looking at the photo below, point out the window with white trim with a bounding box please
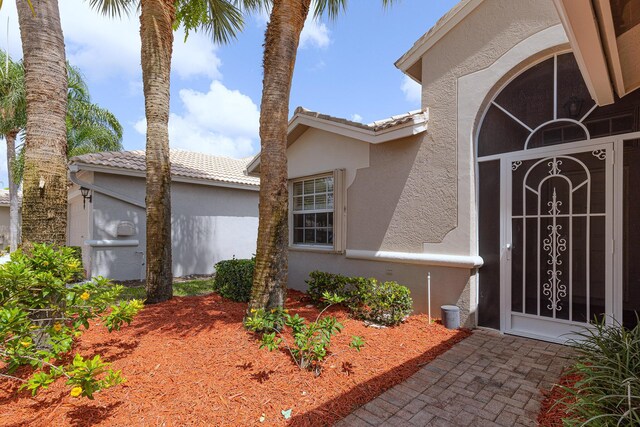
[292,175,334,246]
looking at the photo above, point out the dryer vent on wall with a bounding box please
[116,221,136,237]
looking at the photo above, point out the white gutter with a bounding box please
[69,165,146,209]
[86,240,139,247]
[345,249,484,269]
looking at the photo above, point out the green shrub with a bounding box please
[559,318,640,426]
[305,271,413,326]
[213,257,254,302]
[245,292,364,376]
[350,279,413,326]
[67,246,85,282]
[0,244,143,398]
[306,271,364,304]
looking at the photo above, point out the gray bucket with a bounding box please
[441,305,460,329]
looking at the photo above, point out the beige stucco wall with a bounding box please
[284,0,571,328]
[287,127,370,183]
[417,0,561,254]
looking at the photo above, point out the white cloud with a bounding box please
[0,2,222,81]
[401,75,422,105]
[135,80,260,158]
[351,114,363,123]
[299,16,330,49]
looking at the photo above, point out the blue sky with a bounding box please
[0,0,458,185]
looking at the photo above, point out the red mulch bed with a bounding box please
[538,373,580,426]
[0,291,470,426]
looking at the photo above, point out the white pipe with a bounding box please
[428,271,432,324]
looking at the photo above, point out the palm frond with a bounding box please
[175,0,250,44]
[86,0,137,18]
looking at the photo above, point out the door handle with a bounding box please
[506,243,512,261]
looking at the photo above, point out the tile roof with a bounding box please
[293,107,426,132]
[0,190,9,206]
[70,150,259,187]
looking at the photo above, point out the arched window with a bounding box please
[477,53,640,158]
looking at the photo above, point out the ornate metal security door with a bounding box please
[507,145,612,341]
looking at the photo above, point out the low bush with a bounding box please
[305,271,413,326]
[0,244,143,398]
[350,279,413,326]
[245,292,364,376]
[558,318,640,426]
[306,271,363,303]
[213,257,254,302]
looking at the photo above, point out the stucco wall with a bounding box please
[287,127,370,182]
[288,250,473,326]
[87,172,259,281]
[417,0,561,254]
[0,206,9,248]
[282,0,568,328]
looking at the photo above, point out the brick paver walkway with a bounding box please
[336,329,573,426]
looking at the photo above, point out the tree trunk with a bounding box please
[140,0,174,304]
[5,130,20,252]
[15,0,68,247]
[248,0,311,311]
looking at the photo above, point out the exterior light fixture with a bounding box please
[564,96,584,119]
[80,187,92,209]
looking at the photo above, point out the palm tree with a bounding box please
[248,0,394,311]
[65,64,123,156]
[13,63,124,177]
[89,0,260,303]
[0,51,25,252]
[15,0,69,247]
[1,51,123,251]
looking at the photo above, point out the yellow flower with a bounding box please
[42,261,49,266]
[20,341,30,347]
[53,323,62,332]
[271,309,276,313]
[284,309,289,313]
[70,387,83,397]
[250,309,256,313]
[80,291,90,301]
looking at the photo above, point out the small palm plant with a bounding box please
[558,316,640,426]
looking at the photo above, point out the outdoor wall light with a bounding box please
[564,96,584,119]
[80,187,92,209]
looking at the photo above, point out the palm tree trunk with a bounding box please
[248,0,311,311]
[5,130,20,252]
[140,0,175,304]
[15,0,68,247]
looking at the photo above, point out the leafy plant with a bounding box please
[558,317,640,426]
[350,279,413,326]
[306,271,413,326]
[0,244,143,398]
[213,257,254,302]
[245,292,364,376]
[306,271,363,304]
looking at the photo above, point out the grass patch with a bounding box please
[117,279,217,301]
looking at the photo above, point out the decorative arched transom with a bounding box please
[478,52,640,158]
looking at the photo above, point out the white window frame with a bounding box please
[288,169,346,253]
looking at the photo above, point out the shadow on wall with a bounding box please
[172,214,259,277]
[347,135,422,252]
[91,201,145,281]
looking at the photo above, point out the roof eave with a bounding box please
[552,0,615,105]
[246,109,429,176]
[394,0,484,82]
[70,162,259,191]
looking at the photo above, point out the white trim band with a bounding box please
[345,249,484,269]
[86,240,139,247]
